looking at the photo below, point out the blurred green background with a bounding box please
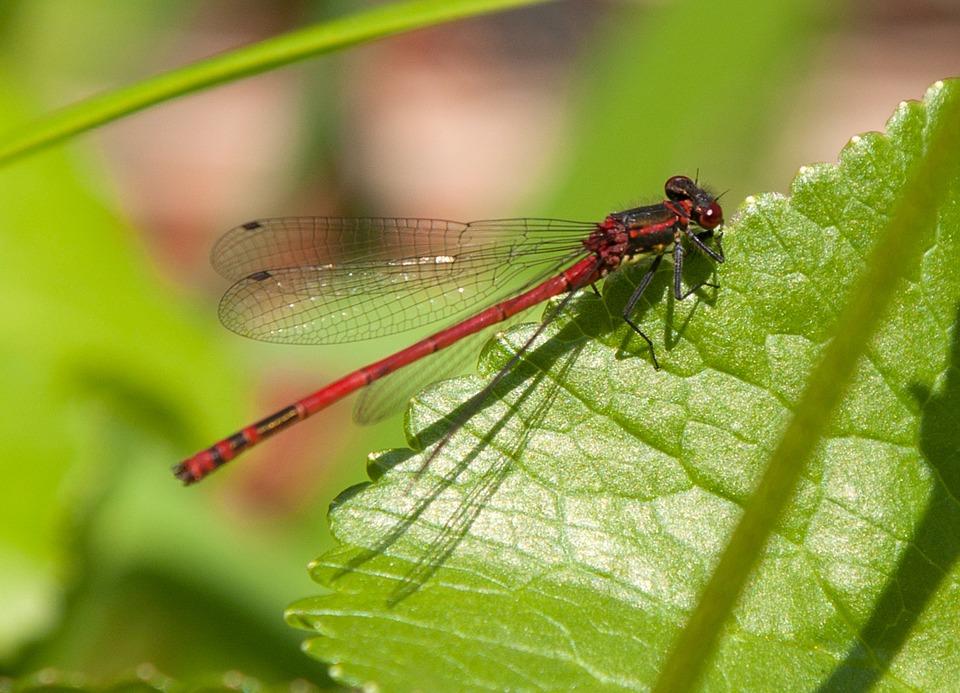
[0,0,957,687]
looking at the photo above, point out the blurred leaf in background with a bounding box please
[0,1,343,683]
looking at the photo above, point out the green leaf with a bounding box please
[0,68,307,674]
[0,0,550,165]
[288,80,960,691]
[0,72,234,660]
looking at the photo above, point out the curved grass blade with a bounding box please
[0,0,551,165]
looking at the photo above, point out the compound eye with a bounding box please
[665,175,694,200]
[698,201,723,229]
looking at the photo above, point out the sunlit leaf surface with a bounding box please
[288,81,960,691]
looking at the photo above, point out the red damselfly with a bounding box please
[175,175,724,484]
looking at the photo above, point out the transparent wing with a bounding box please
[216,217,591,345]
[211,216,592,281]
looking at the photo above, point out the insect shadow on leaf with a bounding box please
[329,240,723,603]
[388,346,582,604]
[603,248,719,362]
[663,248,721,351]
[331,291,595,604]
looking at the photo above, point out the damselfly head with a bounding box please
[664,175,723,230]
